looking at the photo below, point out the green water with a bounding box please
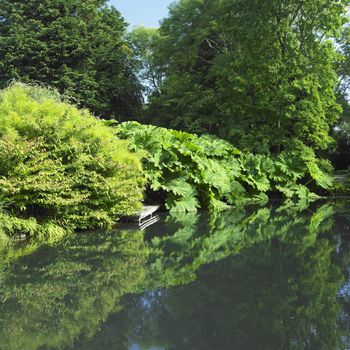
[1,201,350,349]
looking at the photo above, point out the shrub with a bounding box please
[115,122,333,213]
[0,84,145,237]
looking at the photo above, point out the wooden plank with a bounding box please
[139,205,160,221]
[139,215,160,230]
[120,205,160,222]
[117,215,160,231]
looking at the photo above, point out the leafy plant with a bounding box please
[116,122,333,213]
[0,84,145,238]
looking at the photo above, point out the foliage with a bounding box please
[116,121,333,213]
[331,25,350,170]
[0,0,143,119]
[128,26,164,98]
[0,211,68,241]
[0,201,347,349]
[147,203,336,289]
[330,121,350,171]
[334,120,350,144]
[144,0,348,153]
[336,27,350,118]
[138,207,343,350]
[0,230,147,350]
[0,84,145,237]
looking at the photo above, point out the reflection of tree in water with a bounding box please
[147,203,336,289]
[131,234,342,349]
[89,203,348,350]
[0,231,148,350]
[1,202,350,350]
[333,203,350,349]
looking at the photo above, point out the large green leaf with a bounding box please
[166,195,200,214]
[116,122,334,212]
[161,177,194,197]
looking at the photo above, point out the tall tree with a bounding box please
[318,18,350,169]
[128,26,163,98]
[0,0,143,119]
[146,0,349,153]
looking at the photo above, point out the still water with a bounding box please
[1,201,350,350]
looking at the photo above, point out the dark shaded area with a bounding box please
[0,0,143,120]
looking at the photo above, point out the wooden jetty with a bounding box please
[118,215,160,231]
[118,205,160,230]
[123,205,160,222]
[334,174,348,184]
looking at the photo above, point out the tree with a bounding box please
[0,0,143,119]
[128,26,163,98]
[146,0,349,154]
[336,27,350,106]
[328,26,350,169]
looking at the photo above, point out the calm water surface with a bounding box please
[1,201,350,349]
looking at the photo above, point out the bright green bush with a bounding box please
[0,84,145,237]
[116,122,333,213]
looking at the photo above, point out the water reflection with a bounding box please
[1,201,350,349]
[0,231,148,350]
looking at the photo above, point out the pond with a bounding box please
[1,201,350,349]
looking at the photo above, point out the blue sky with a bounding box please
[109,0,174,28]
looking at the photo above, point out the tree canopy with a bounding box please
[128,26,163,98]
[0,0,143,119]
[145,0,349,153]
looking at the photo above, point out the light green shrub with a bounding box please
[0,83,145,237]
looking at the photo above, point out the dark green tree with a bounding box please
[146,0,348,153]
[0,0,143,119]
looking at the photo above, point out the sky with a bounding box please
[109,0,174,28]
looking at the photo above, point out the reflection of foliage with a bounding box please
[0,202,349,349]
[0,219,72,284]
[148,203,336,290]
[131,235,343,350]
[120,204,345,350]
[0,230,147,350]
